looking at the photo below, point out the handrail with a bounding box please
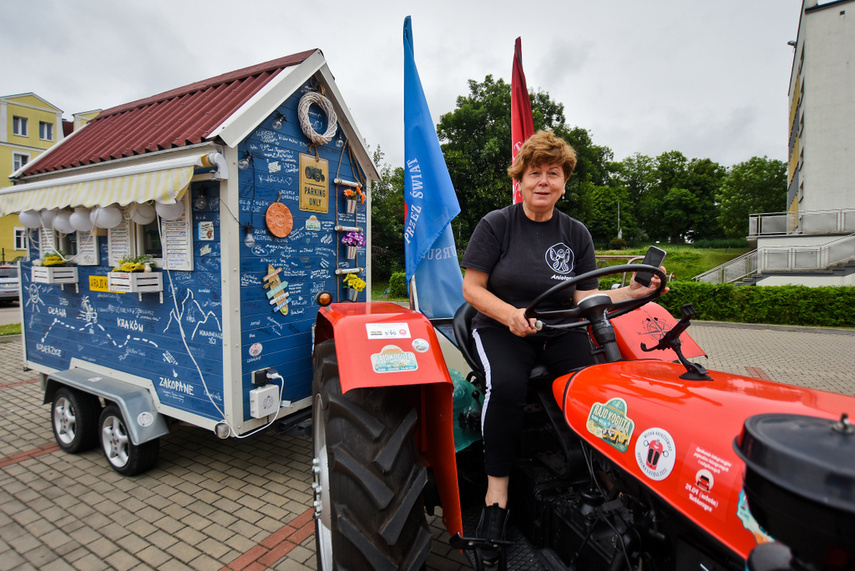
[749,208,855,238]
[693,233,855,283]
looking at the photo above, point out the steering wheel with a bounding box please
[524,264,667,331]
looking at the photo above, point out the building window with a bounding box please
[137,221,163,260]
[12,116,28,136]
[13,153,29,171]
[14,228,27,251]
[39,121,54,141]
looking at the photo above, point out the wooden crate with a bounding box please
[107,271,163,293]
[32,266,78,285]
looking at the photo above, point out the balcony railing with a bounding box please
[749,208,855,238]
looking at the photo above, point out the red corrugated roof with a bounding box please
[19,50,317,177]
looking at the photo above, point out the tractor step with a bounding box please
[458,505,568,570]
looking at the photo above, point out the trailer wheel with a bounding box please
[312,339,431,571]
[51,387,101,453]
[99,404,159,476]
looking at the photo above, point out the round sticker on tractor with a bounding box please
[411,338,429,352]
[635,427,676,481]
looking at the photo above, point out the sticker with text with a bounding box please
[679,444,736,520]
[635,427,676,481]
[370,345,418,374]
[586,397,635,453]
[366,323,412,339]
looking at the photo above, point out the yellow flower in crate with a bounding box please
[114,255,154,273]
[41,252,66,266]
[343,273,366,292]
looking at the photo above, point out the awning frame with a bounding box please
[0,144,228,216]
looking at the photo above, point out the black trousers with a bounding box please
[473,327,595,477]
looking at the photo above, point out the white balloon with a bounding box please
[155,200,184,221]
[129,203,156,225]
[70,206,94,232]
[53,210,75,234]
[19,210,41,229]
[40,208,58,229]
[90,205,123,229]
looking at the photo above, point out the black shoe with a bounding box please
[475,503,508,567]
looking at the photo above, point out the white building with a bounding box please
[702,0,855,286]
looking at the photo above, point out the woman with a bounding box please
[460,131,664,565]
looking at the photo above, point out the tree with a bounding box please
[584,185,634,243]
[683,158,727,240]
[661,187,702,243]
[369,147,406,279]
[717,157,787,238]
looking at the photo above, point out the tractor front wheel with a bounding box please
[312,339,431,571]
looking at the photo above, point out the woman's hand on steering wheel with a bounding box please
[524,263,668,331]
[507,306,538,337]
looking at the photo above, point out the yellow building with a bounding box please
[0,93,99,263]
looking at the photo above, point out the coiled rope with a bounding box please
[298,91,338,145]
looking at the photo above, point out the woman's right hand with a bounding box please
[507,306,538,337]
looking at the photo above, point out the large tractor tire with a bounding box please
[312,339,432,571]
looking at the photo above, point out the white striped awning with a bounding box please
[0,151,226,216]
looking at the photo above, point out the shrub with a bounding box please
[609,237,627,250]
[658,282,855,328]
[388,272,408,299]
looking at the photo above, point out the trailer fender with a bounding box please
[44,368,169,445]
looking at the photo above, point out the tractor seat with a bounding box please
[452,302,551,386]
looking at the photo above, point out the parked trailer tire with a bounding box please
[312,339,432,571]
[52,387,101,453]
[99,404,159,476]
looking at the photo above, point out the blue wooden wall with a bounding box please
[237,83,367,420]
[21,180,226,421]
[20,80,369,427]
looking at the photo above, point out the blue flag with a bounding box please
[403,16,465,319]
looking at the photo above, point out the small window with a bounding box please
[137,220,163,260]
[14,228,27,251]
[13,153,29,171]
[39,121,54,141]
[12,116,28,136]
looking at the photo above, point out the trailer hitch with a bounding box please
[641,304,712,381]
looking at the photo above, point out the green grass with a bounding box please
[372,280,408,302]
[596,245,750,283]
[0,323,21,336]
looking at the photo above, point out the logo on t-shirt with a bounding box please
[545,243,575,274]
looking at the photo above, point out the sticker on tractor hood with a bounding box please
[635,427,676,481]
[371,345,418,373]
[586,397,635,453]
[366,323,411,339]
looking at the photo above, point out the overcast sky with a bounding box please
[2,0,802,170]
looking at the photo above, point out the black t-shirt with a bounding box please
[461,203,598,334]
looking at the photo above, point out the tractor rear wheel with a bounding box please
[312,339,431,571]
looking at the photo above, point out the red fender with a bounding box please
[315,302,463,536]
[611,302,705,360]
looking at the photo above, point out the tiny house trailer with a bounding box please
[0,50,378,475]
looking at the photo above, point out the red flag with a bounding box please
[511,36,535,204]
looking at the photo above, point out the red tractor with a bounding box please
[309,265,855,570]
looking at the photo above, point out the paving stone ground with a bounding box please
[0,321,852,570]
